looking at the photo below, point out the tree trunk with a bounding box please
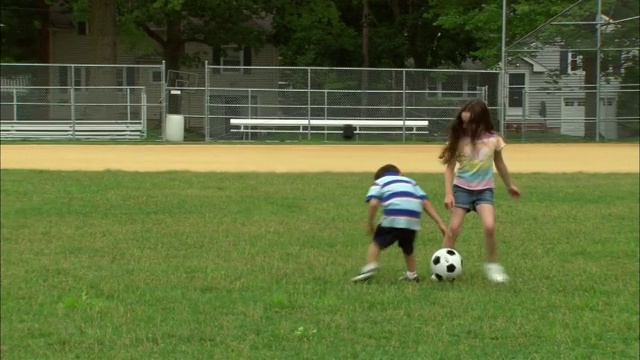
[89,0,118,121]
[90,0,117,64]
[360,0,370,119]
[582,53,598,140]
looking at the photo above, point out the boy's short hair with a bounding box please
[374,164,401,180]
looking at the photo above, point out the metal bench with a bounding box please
[0,121,146,140]
[228,118,430,140]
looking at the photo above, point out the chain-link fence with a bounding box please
[504,0,639,142]
[197,65,498,142]
[1,63,164,140]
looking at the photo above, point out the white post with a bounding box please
[12,88,18,123]
[248,89,252,141]
[142,89,147,138]
[127,87,131,124]
[324,89,328,142]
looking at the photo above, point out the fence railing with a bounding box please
[1,63,637,142]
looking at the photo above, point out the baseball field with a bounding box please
[1,143,638,359]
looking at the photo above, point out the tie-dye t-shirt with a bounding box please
[453,132,506,190]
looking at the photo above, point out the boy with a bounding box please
[351,164,448,283]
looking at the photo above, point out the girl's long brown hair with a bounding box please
[438,100,495,165]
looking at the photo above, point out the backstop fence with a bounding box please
[504,0,639,142]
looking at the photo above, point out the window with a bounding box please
[150,70,163,83]
[441,75,464,98]
[221,46,243,73]
[568,52,582,73]
[424,75,480,98]
[77,21,89,36]
[212,45,252,74]
[116,68,136,92]
[425,82,439,98]
[508,73,525,108]
[58,67,88,92]
[209,95,259,117]
[560,49,583,75]
[73,67,88,91]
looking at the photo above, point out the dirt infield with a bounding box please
[0,143,637,173]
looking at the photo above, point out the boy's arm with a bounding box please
[367,199,380,235]
[422,199,448,235]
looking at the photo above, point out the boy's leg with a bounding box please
[476,200,509,283]
[367,241,381,265]
[398,230,419,282]
[351,226,393,282]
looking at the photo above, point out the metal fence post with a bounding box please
[307,68,311,141]
[595,0,602,142]
[521,88,527,142]
[70,65,76,140]
[12,88,18,123]
[248,89,252,141]
[161,61,167,142]
[402,69,406,143]
[127,87,131,124]
[204,61,210,142]
[142,89,147,137]
[324,90,328,142]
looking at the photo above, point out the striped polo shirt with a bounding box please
[365,172,427,231]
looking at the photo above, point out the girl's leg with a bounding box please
[442,207,468,249]
[475,204,498,262]
[476,203,509,283]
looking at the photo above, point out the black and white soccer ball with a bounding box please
[430,248,463,281]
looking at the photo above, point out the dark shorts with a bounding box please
[373,225,417,255]
[453,184,494,212]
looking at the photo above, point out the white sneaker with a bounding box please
[351,263,378,282]
[484,263,509,283]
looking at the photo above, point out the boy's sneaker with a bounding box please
[351,263,378,282]
[484,263,509,283]
[399,273,420,283]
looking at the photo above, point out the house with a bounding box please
[44,5,281,131]
[502,14,632,139]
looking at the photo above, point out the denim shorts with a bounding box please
[453,184,494,212]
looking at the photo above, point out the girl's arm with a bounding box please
[444,161,456,196]
[494,151,514,188]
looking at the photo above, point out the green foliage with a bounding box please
[0,0,48,63]
[272,0,360,66]
[430,0,578,67]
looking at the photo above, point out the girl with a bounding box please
[437,100,520,283]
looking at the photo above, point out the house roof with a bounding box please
[520,57,547,73]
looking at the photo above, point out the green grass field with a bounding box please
[1,170,638,359]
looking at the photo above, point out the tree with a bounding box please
[0,0,50,63]
[271,0,360,67]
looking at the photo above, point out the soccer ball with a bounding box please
[430,248,463,281]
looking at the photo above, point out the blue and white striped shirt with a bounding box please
[365,172,427,231]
